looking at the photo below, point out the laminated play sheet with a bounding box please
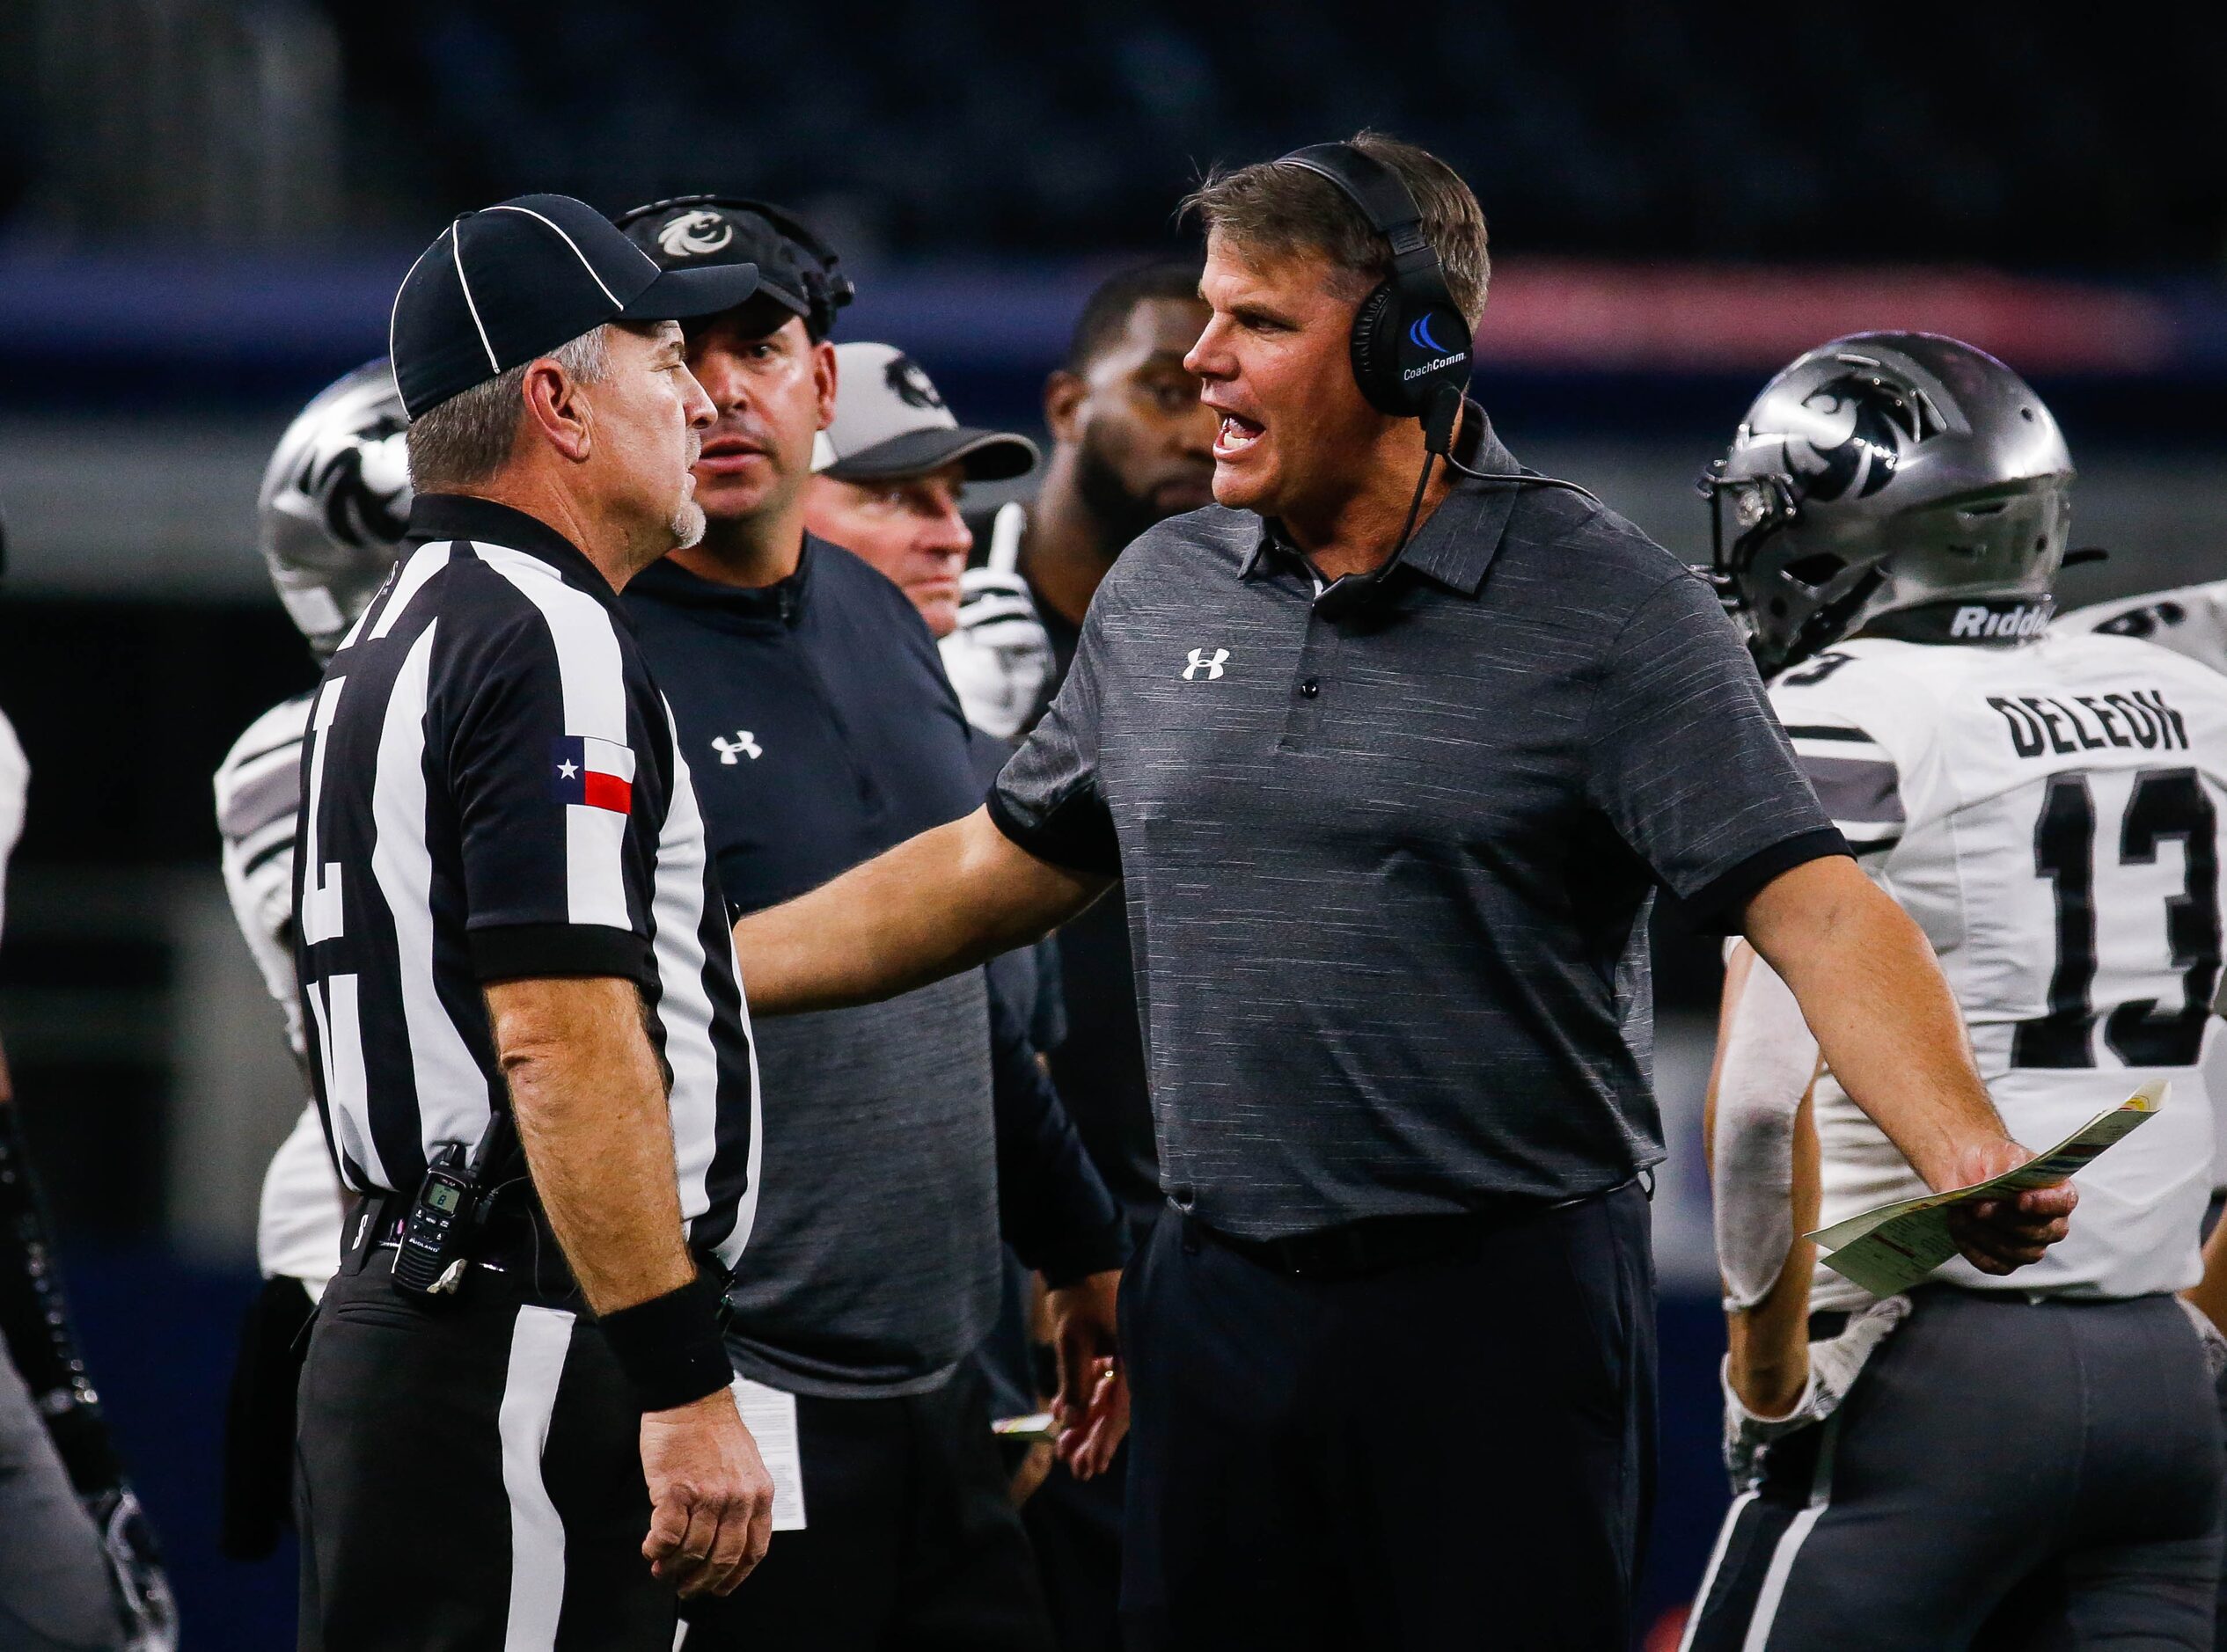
[1807,1081,2165,1297]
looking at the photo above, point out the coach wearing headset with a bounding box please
[729,135,2078,1649]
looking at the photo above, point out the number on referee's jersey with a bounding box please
[2015,766,2222,1069]
[301,676,348,945]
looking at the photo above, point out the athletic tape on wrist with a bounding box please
[597,1276,730,1413]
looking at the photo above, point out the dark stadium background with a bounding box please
[2,5,2224,1644]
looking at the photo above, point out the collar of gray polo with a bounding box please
[1241,409,1520,598]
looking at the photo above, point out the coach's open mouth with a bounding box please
[1213,412,1264,458]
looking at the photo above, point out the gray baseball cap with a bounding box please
[813,342,1039,483]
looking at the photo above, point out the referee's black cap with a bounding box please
[389,194,764,420]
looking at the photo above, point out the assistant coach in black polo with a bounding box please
[730,138,2077,1649]
[293,196,775,1649]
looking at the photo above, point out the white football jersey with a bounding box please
[1771,630,2227,1309]
[0,707,25,947]
[215,694,312,1058]
[214,693,343,1289]
[2062,580,2227,676]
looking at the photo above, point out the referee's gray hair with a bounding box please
[404,325,612,491]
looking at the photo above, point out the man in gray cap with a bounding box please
[613,199,1129,1652]
[803,340,1037,640]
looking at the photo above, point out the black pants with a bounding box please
[682,1364,1055,1651]
[296,1248,673,1652]
[1023,1446,1127,1652]
[1120,1183,1657,1652]
[223,1273,318,1561]
[1686,1290,2223,1650]
[1023,1210,1158,1652]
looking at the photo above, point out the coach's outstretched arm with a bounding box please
[1741,855,2077,1275]
[735,807,1111,1014]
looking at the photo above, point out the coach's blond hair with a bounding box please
[1181,132,1490,330]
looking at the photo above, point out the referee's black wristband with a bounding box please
[597,1276,730,1414]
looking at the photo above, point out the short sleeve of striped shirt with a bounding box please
[447,609,655,985]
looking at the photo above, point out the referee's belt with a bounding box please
[1177,1177,1642,1283]
[346,1188,731,1307]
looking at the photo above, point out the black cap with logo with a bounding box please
[613,196,855,341]
[388,193,765,420]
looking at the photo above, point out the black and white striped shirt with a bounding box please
[293,493,760,1270]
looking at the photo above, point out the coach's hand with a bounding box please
[640,1388,774,1598]
[1046,1268,1128,1480]
[1941,1137,2077,1276]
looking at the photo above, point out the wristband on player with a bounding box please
[597,1275,730,1413]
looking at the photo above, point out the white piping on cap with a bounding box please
[451,224,500,375]
[485,204,624,309]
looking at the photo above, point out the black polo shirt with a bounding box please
[625,541,1123,1393]
[989,418,1844,1239]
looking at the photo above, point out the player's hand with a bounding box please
[640,1387,774,1598]
[1941,1137,2077,1275]
[1044,1269,1127,1480]
[938,567,1054,740]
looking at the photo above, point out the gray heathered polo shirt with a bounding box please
[988,417,1845,1240]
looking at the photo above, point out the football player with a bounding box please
[1684,334,2227,1649]
[214,362,409,1561]
[0,509,175,1649]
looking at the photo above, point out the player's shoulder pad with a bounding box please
[1768,640,1951,755]
[2049,623,2227,683]
[214,691,314,845]
[2060,578,2227,644]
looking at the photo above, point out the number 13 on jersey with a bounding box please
[2016,765,2222,1070]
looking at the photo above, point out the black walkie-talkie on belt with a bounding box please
[392,1110,511,1298]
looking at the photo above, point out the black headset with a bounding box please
[612,194,856,339]
[1274,143,1474,618]
[1272,147,1609,621]
[1275,143,1473,447]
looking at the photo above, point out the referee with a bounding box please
[729,136,2078,1649]
[293,195,771,1649]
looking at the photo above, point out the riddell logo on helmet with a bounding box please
[1950,603,2050,640]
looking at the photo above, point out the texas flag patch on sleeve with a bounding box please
[551,735,635,815]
